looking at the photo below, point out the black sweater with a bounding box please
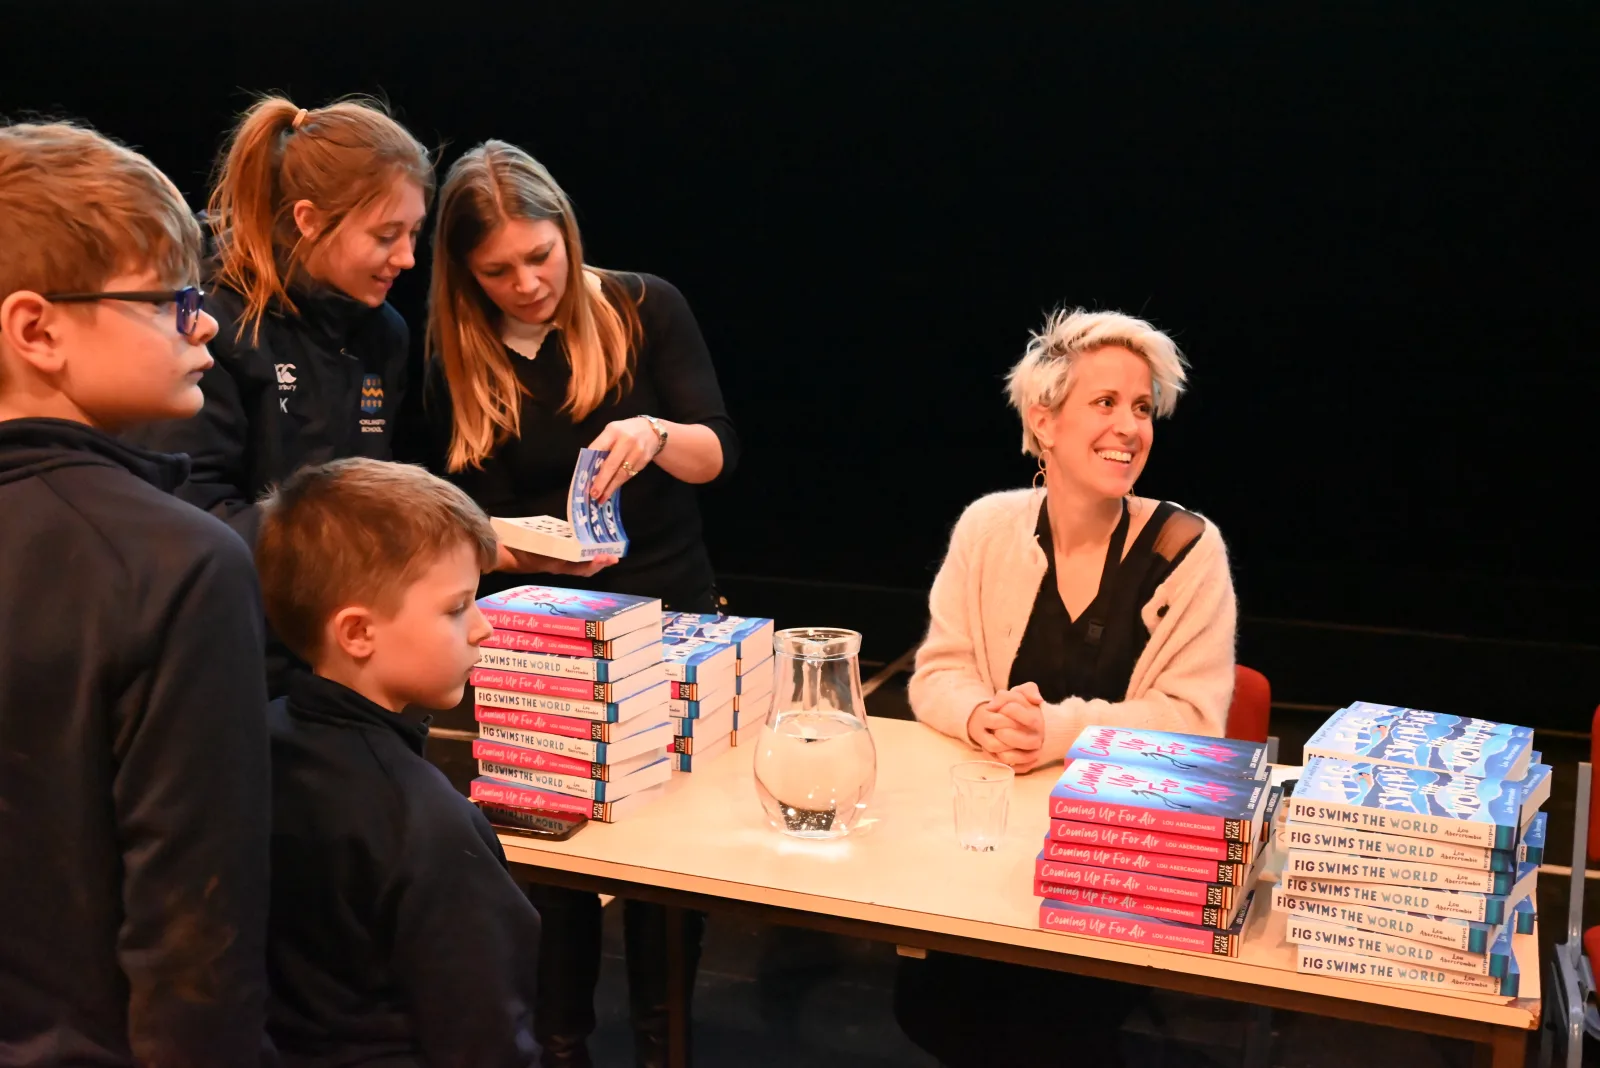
[130,282,410,548]
[422,273,738,608]
[266,672,542,1067]
[0,419,271,1067]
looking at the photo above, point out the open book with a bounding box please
[490,448,629,562]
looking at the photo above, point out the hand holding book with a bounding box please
[586,417,662,504]
[493,543,619,577]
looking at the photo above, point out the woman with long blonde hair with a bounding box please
[424,140,737,1068]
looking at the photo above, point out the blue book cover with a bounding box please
[1050,759,1269,841]
[663,613,776,663]
[1305,703,1534,780]
[478,584,661,641]
[1287,757,1527,849]
[1066,726,1268,781]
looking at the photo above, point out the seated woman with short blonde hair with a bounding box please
[910,307,1237,773]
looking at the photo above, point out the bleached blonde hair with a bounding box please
[1005,307,1189,457]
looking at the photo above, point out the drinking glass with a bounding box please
[951,760,1013,851]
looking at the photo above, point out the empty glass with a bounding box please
[951,761,1013,851]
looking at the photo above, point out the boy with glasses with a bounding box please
[0,121,272,1064]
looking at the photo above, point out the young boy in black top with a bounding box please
[254,457,542,1066]
[0,122,272,1064]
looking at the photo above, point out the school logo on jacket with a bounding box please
[360,373,386,434]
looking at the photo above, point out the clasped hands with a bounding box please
[967,681,1048,774]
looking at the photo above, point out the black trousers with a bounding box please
[894,952,1145,1067]
[528,884,707,1067]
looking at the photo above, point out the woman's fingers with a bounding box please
[992,725,1043,751]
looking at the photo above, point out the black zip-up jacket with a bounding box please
[0,418,272,1067]
[266,672,541,1066]
[130,282,410,548]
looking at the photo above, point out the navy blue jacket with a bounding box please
[0,418,272,1066]
[267,672,541,1066]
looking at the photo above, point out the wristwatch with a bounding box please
[640,413,669,457]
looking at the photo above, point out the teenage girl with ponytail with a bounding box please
[135,95,433,548]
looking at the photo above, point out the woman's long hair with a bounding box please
[427,141,641,472]
[207,94,434,343]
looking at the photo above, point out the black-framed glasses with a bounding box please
[41,286,205,337]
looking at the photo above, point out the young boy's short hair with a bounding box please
[256,458,497,660]
[0,121,202,299]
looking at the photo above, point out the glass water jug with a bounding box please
[752,628,878,838]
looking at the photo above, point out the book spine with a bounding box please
[1277,875,1500,923]
[669,698,712,718]
[1047,796,1244,842]
[1282,823,1515,873]
[1294,944,1512,996]
[1284,850,1509,894]
[669,680,713,700]
[1041,840,1243,885]
[479,608,590,639]
[1047,818,1251,863]
[474,691,617,724]
[481,629,611,657]
[1035,858,1233,908]
[473,740,604,780]
[477,647,604,680]
[469,778,613,821]
[1284,915,1494,975]
[477,723,604,759]
[1038,901,1240,956]
[478,761,603,800]
[471,669,617,702]
[1284,794,1509,850]
[1270,886,1483,952]
[1034,881,1231,928]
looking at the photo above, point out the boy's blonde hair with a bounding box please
[256,458,497,661]
[0,121,202,302]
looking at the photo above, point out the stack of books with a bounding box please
[466,585,674,822]
[1275,701,1551,997]
[660,613,775,771]
[664,612,776,750]
[1036,727,1280,957]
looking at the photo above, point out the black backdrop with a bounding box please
[6,3,1596,645]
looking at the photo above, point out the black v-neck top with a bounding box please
[1008,498,1203,703]
[423,273,736,611]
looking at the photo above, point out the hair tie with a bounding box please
[291,108,309,131]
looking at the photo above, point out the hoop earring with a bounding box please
[1033,455,1047,490]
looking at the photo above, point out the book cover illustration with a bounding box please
[487,449,628,563]
[1304,703,1534,780]
[1288,757,1528,849]
[1270,885,1502,953]
[662,612,776,662]
[477,584,661,640]
[1066,726,1269,781]
[661,634,738,687]
[1049,759,1268,842]
[1038,891,1253,957]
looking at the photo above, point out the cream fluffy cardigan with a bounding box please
[908,488,1238,765]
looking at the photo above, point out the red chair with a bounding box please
[1543,705,1600,1067]
[1226,665,1272,744]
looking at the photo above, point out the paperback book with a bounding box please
[1047,818,1259,865]
[672,702,735,743]
[471,739,666,782]
[478,754,672,802]
[674,731,734,770]
[489,448,628,562]
[1041,839,1254,886]
[1049,759,1270,843]
[477,585,661,641]
[480,621,662,659]
[1294,943,1518,997]
[1282,824,1521,873]
[469,777,665,822]
[1303,702,1535,780]
[1276,866,1536,925]
[1066,726,1269,782]
[662,612,776,662]
[1284,913,1514,977]
[475,641,662,683]
[1034,855,1246,909]
[1286,757,1549,850]
[669,692,732,719]
[470,664,666,704]
[1032,882,1250,930]
[1271,885,1503,953]
[474,683,668,726]
[661,634,738,687]
[1038,891,1254,957]
[477,717,672,763]
[1282,849,1523,895]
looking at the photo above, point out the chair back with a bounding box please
[1226,665,1272,744]
[1588,705,1600,864]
